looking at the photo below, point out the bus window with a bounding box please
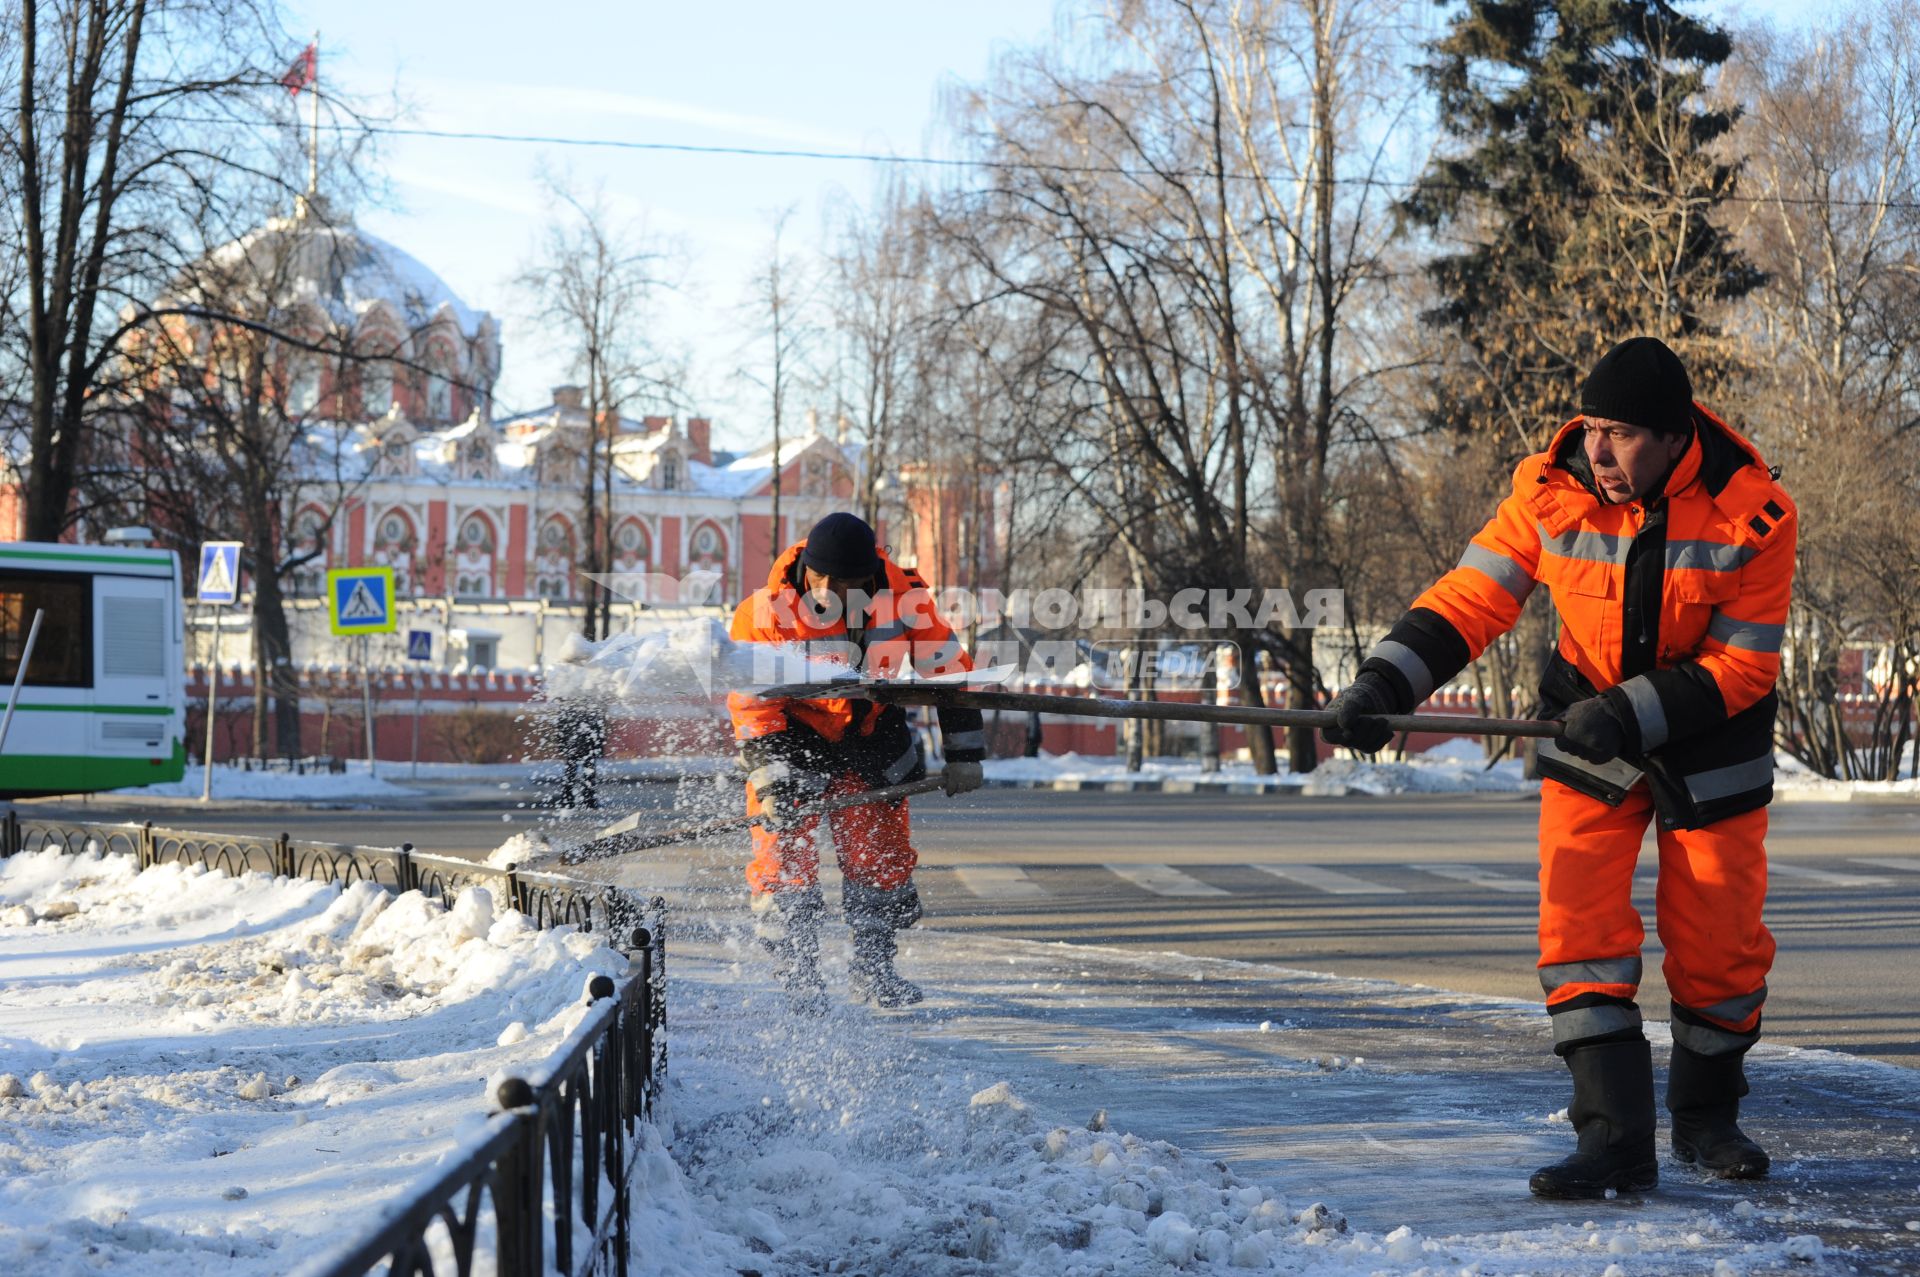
[0,574,93,688]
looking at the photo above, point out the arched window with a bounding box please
[287,362,321,417]
[614,519,650,562]
[426,372,452,420]
[686,523,726,605]
[453,512,497,600]
[458,513,495,554]
[361,363,393,418]
[289,508,329,596]
[371,510,416,594]
[535,516,576,601]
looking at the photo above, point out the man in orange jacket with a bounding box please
[728,512,987,1014]
[1324,338,1794,1198]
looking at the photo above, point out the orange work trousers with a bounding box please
[1538,778,1774,1041]
[745,772,917,896]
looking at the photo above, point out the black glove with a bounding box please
[1322,671,1397,755]
[754,768,829,832]
[941,760,984,796]
[1559,695,1626,764]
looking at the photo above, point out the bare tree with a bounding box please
[1729,1,1920,778]
[519,177,682,640]
[0,0,375,540]
[113,198,381,756]
[913,0,1416,772]
[738,206,816,561]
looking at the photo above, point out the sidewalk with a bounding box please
[647,912,1920,1274]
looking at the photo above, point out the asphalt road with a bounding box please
[29,783,1920,1067]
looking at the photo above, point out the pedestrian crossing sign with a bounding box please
[197,541,242,604]
[327,567,396,635]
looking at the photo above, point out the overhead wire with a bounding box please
[153,113,1920,214]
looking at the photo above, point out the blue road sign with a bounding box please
[406,629,432,662]
[326,567,395,635]
[197,541,242,604]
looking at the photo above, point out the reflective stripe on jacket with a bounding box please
[1359,404,1795,828]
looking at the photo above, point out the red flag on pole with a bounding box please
[280,44,316,96]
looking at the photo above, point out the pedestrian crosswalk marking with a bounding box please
[1412,863,1538,894]
[1250,864,1404,895]
[952,866,1046,900]
[1103,863,1229,897]
[1847,857,1920,874]
[1768,863,1893,888]
[340,580,383,620]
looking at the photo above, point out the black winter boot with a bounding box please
[1530,1038,1659,1199]
[843,881,923,1008]
[1669,1043,1769,1179]
[750,888,828,1017]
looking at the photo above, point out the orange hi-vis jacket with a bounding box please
[1362,405,1796,829]
[727,540,986,794]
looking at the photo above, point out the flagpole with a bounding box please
[308,31,320,198]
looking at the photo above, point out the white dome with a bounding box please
[193,198,493,342]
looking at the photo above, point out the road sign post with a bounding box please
[197,542,244,802]
[327,568,396,780]
[405,629,431,780]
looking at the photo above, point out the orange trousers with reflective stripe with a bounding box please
[745,772,917,896]
[1539,778,1774,1034]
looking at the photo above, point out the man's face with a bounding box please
[802,567,869,622]
[1583,416,1689,504]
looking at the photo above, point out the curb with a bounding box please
[982,776,1308,795]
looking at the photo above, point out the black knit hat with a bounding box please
[1580,337,1694,436]
[800,512,882,580]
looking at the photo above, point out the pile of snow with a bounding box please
[984,744,1535,795]
[1773,748,1920,796]
[484,830,552,870]
[630,992,1343,1273]
[112,760,418,802]
[0,845,625,1275]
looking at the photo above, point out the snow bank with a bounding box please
[985,748,1535,795]
[628,988,1341,1275]
[112,760,419,801]
[0,846,625,1276]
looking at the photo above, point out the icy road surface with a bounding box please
[632,916,1920,1275]
[4,839,1917,1275]
[0,847,624,1275]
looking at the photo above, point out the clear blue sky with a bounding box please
[286,0,1818,449]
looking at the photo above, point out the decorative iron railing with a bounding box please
[1,808,670,1277]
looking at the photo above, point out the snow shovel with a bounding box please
[558,774,950,866]
[753,678,1565,740]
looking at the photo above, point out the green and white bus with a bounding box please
[0,540,187,798]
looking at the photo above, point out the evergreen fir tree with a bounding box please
[1402,0,1763,446]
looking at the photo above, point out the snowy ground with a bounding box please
[632,921,1920,1276]
[984,739,1537,795]
[105,735,1914,809]
[4,838,1917,1275]
[112,760,421,802]
[0,847,625,1276]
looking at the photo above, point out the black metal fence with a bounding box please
[1,809,670,1277]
